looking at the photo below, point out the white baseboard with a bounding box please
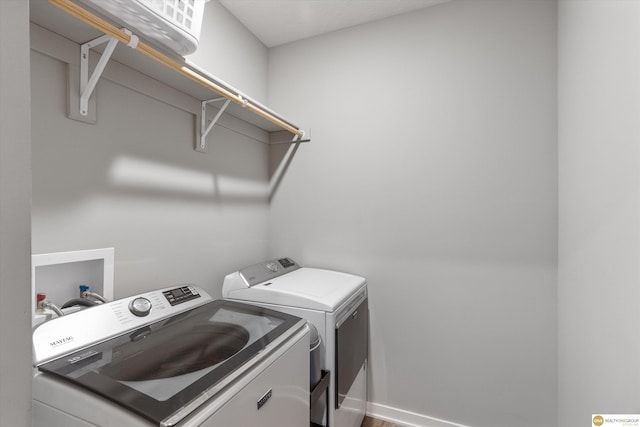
[366,402,473,427]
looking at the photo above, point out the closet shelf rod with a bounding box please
[48,0,305,138]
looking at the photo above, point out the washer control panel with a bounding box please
[239,257,300,287]
[33,284,212,365]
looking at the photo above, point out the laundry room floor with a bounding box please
[361,416,397,427]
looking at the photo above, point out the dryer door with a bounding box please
[335,297,368,408]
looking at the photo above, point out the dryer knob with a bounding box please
[129,297,152,317]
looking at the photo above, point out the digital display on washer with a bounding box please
[278,257,295,268]
[37,300,303,426]
[162,286,200,306]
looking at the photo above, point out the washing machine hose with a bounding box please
[61,298,99,309]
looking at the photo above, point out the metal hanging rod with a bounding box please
[48,0,305,138]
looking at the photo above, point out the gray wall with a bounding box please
[267,2,557,426]
[31,0,271,299]
[0,0,32,425]
[187,1,268,104]
[558,1,640,425]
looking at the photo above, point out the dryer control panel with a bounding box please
[239,257,300,287]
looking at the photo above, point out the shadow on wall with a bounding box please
[35,157,271,209]
[33,148,306,213]
[269,139,301,202]
[99,136,303,205]
[106,155,269,204]
[34,131,276,210]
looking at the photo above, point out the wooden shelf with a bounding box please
[29,0,305,138]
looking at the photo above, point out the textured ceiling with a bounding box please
[218,0,450,47]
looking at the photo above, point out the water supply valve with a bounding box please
[79,285,90,298]
[36,293,47,312]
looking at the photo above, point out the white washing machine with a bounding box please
[222,258,368,427]
[32,285,310,427]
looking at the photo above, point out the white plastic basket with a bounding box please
[82,0,206,56]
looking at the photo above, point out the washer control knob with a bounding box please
[265,261,279,273]
[129,297,152,317]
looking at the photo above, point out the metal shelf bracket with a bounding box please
[198,97,231,152]
[80,28,138,116]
